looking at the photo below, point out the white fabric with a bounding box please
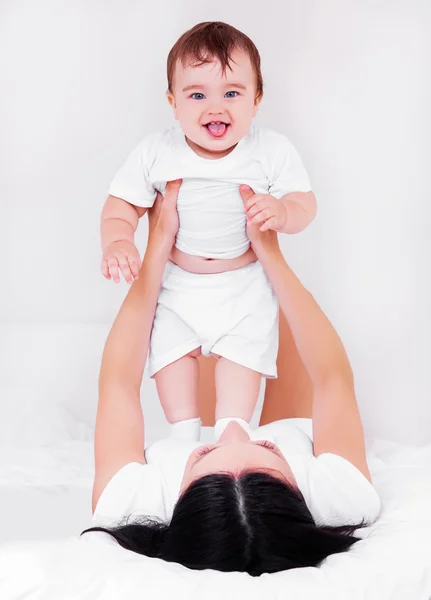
[1,437,431,598]
[92,418,381,529]
[214,416,252,440]
[149,260,279,378]
[108,123,312,259]
[169,417,202,441]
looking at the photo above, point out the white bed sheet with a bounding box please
[0,437,430,599]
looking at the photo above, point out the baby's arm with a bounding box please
[277,191,317,234]
[244,188,316,235]
[100,195,148,283]
[102,134,160,283]
[244,132,316,234]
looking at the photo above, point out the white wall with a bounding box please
[1,0,430,445]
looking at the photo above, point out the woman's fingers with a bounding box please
[152,190,163,210]
[150,179,181,219]
[164,179,182,202]
[148,180,180,223]
[148,179,182,245]
[239,184,256,206]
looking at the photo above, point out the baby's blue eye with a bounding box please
[190,91,239,100]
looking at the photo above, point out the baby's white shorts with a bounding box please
[148,260,279,379]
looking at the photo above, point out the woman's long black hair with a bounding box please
[81,472,367,576]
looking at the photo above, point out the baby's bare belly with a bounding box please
[169,246,258,274]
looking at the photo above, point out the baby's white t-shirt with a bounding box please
[92,418,381,529]
[108,123,312,259]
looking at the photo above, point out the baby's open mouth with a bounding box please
[204,121,230,138]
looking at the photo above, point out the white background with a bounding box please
[1,0,430,447]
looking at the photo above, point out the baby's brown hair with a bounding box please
[167,21,264,102]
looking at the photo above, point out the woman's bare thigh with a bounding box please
[259,309,313,426]
[197,354,217,426]
[197,309,313,427]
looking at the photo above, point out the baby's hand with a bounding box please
[101,240,141,284]
[243,190,287,232]
[239,185,281,258]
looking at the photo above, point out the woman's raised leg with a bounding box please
[259,308,313,425]
[197,354,217,426]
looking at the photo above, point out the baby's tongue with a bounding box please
[207,122,226,136]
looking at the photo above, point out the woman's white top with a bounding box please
[107,123,312,259]
[92,418,381,528]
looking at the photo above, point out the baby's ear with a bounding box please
[239,184,255,205]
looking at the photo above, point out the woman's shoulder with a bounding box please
[91,461,165,526]
[257,418,314,458]
[259,419,381,526]
[299,452,382,526]
[257,418,313,441]
[91,438,200,527]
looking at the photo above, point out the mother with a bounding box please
[81,180,380,575]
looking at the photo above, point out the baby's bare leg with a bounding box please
[214,356,262,422]
[154,348,201,423]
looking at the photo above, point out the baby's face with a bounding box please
[167,49,261,157]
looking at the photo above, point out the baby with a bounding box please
[100,22,316,440]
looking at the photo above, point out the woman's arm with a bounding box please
[257,251,353,387]
[259,251,371,482]
[239,185,371,482]
[92,180,182,513]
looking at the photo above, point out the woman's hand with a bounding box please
[239,184,283,260]
[147,179,182,256]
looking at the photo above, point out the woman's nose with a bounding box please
[218,421,250,443]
